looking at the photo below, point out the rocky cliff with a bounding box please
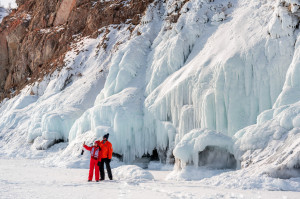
[0,0,153,100]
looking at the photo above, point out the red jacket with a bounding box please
[84,145,101,161]
[97,140,113,159]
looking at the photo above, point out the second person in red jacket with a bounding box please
[83,141,101,182]
[97,133,113,180]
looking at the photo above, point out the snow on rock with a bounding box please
[211,12,226,24]
[25,36,107,147]
[0,7,8,23]
[234,100,300,179]
[173,129,236,169]
[32,136,59,150]
[268,1,298,39]
[0,0,17,10]
[0,33,109,153]
[23,25,135,148]
[113,165,154,182]
[0,0,17,22]
[284,0,300,14]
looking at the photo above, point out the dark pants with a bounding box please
[100,158,112,180]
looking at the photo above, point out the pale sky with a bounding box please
[0,0,17,9]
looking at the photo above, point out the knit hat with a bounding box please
[103,133,109,139]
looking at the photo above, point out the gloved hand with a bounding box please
[108,159,111,163]
[97,161,101,167]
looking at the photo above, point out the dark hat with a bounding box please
[103,133,109,139]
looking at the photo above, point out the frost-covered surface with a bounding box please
[1,0,300,192]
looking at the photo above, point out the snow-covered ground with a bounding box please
[1,158,299,199]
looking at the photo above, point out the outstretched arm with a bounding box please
[83,145,92,151]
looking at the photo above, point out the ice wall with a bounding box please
[142,0,297,169]
[68,1,164,162]
[274,32,300,108]
[231,0,300,178]
[59,0,298,165]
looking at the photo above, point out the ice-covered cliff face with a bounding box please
[0,0,300,181]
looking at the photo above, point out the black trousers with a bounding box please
[100,158,112,180]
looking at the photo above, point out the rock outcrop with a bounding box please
[0,0,153,100]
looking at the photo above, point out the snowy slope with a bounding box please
[0,0,300,192]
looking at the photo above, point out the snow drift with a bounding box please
[113,165,154,182]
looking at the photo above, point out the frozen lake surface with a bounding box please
[0,159,299,199]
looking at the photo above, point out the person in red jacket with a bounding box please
[98,133,113,180]
[83,141,101,182]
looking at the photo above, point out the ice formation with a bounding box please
[0,0,300,184]
[173,129,236,169]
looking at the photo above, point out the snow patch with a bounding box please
[113,165,154,182]
[167,166,231,181]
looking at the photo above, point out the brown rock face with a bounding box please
[0,31,9,93]
[0,0,153,101]
[53,0,76,26]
